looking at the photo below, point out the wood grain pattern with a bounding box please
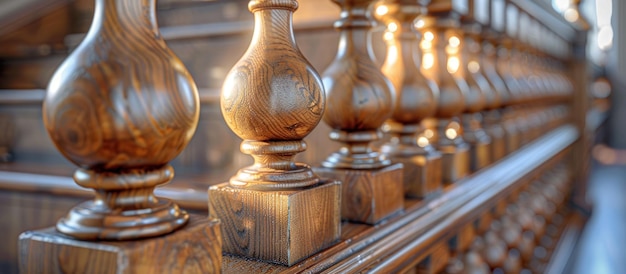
[376,0,443,198]
[315,163,404,224]
[213,0,342,265]
[220,0,325,190]
[42,0,199,240]
[320,0,394,169]
[416,13,471,183]
[19,216,222,274]
[208,179,341,266]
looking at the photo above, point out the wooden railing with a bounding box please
[0,0,596,273]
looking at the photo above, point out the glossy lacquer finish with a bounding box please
[43,0,199,240]
[221,0,325,190]
[322,0,395,170]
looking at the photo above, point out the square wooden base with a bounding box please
[18,216,222,274]
[504,124,521,153]
[208,180,341,266]
[314,163,404,225]
[488,127,507,162]
[439,144,470,185]
[469,139,491,172]
[390,152,442,198]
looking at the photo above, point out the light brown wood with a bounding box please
[416,242,450,274]
[220,0,325,191]
[19,216,222,274]
[315,0,404,224]
[415,10,470,184]
[376,0,443,198]
[42,0,200,240]
[209,180,341,266]
[315,163,404,224]
[211,0,342,265]
[320,0,394,170]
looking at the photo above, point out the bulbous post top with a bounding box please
[221,0,325,189]
[415,15,467,119]
[321,0,395,169]
[43,0,197,240]
[376,0,438,152]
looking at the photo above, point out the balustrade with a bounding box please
[7,0,593,272]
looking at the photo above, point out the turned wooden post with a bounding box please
[415,1,470,184]
[208,0,341,266]
[19,0,222,272]
[496,1,523,152]
[459,0,496,170]
[375,0,442,198]
[480,0,509,161]
[314,0,404,225]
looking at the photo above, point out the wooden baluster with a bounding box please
[18,0,222,272]
[480,0,509,161]
[496,1,522,152]
[208,0,341,265]
[415,1,470,184]
[314,0,404,224]
[510,8,533,146]
[461,0,498,170]
[375,0,442,198]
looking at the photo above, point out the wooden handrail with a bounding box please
[0,88,221,105]
[216,124,577,272]
[0,169,209,210]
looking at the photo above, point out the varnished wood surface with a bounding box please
[209,180,341,266]
[314,163,404,224]
[19,215,222,274]
[320,0,394,170]
[0,166,209,210]
[215,124,578,273]
[1,124,578,272]
[41,0,200,240]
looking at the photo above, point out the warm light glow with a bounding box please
[376,5,389,16]
[384,31,394,41]
[448,36,460,47]
[563,7,579,23]
[468,61,480,73]
[387,44,399,64]
[421,41,433,50]
[424,31,434,41]
[388,22,398,32]
[445,128,458,140]
[422,53,434,70]
[447,56,460,74]
[414,19,425,29]
[598,25,614,50]
[417,136,430,147]
[424,129,434,139]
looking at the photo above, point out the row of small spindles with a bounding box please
[38,0,578,268]
[435,164,573,274]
